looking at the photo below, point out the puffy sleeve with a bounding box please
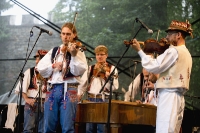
[15,68,31,94]
[78,65,90,95]
[69,50,87,76]
[138,47,178,74]
[36,49,54,78]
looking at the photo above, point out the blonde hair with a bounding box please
[94,45,108,54]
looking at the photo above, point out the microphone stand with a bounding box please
[129,61,139,102]
[7,30,43,133]
[99,24,144,133]
[35,80,43,133]
[106,76,114,133]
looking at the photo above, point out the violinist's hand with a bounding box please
[131,38,142,52]
[68,43,78,57]
[105,71,110,78]
[42,85,47,93]
[25,98,36,107]
[52,62,63,71]
[61,44,68,53]
[136,100,142,104]
[145,81,155,90]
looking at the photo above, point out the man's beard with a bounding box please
[167,39,177,46]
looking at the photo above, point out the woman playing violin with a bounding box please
[78,45,119,133]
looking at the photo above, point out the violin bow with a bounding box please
[72,12,78,33]
[156,29,160,41]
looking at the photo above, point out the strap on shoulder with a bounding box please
[51,46,59,63]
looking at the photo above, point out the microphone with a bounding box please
[135,18,153,34]
[34,26,53,36]
[86,57,93,62]
[30,30,33,37]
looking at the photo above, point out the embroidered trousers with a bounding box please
[23,102,44,133]
[44,84,78,133]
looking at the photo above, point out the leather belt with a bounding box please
[88,93,109,99]
[28,97,45,101]
[50,83,79,89]
[67,83,79,88]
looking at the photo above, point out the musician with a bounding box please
[78,45,119,133]
[36,22,87,133]
[15,50,48,133]
[124,39,160,105]
[130,20,193,133]
[125,68,158,104]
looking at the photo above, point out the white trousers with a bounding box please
[156,89,185,133]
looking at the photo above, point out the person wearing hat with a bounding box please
[130,20,193,133]
[78,45,119,133]
[15,49,48,133]
[124,39,161,105]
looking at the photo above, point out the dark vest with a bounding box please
[51,46,75,78]
[28,67,36,89]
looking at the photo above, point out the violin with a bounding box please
[143,38,169,55]
[62,41,87,52]
[93,62,111,79]
[124,38,170,55]
[71,41,87,52]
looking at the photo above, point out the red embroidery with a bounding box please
[179,74,184,82]
[67,90,78,102]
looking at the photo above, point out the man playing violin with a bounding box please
[36,22,87,133]
[78,45,119,133]
[124,68,158,103]
[15,50,48,133]
[124,39,160,106]
[130,20,193,133]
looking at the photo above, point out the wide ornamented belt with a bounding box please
[67,83,79,88]
[28,97,45,102]
[49,83,79,89]
[88,93,109,99]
